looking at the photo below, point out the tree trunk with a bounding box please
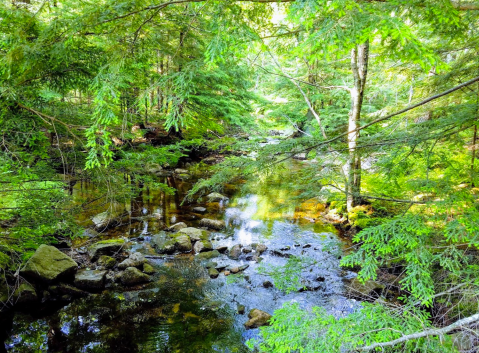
[347,41,369,211]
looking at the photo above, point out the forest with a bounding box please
[1,0,479,352]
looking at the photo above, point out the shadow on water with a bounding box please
[3,159,357,352]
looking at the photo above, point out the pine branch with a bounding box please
[358,313,479,351]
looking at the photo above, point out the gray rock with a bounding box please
[174,235,192,252]
[208,267,219,279]
[256,244,268,255]
[204,261,217,269]
[197,250,221,260]
[229,264,249,274]
[82,229,99,238]
[178,227,209,242]
[167,222,188,232]
[14,283,38,304]
[20,245,78,283]
[151,232,176,254]
[194,240,213,253]
[74,270,107,290]
[199,218,225,230]
[192,207,207,214]
[242,246,253,253]
[228,244,242,260]
[91,204,127,229]
[245,309,272,329]
[118,252,146,269]
[174,168,189,174]
[88,239,125,262]
[206,192,229,202]
[120,267,151,286]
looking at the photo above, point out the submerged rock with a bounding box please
[74,270,107,291]
[88,239,125,262]
[199,218,225,230]
[206,192,229,202]
[167,222,188,232]
[193,240,213,253]
[228,244,242,260]
[120,267,151,286]
[20,245,78,283]
[192,207,207,214]
[178,227,209,242]
[118,252,146,269]
[245,309,272,329]
[13,283,38,304]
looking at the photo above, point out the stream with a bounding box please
[2,160,359,352]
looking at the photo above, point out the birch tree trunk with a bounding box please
[347,40,369,211]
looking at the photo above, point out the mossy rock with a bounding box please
[20,245,78,283]
[174,235,192,253]
[97,255,116,269]
[178,227,209,242]
[143,263,156,275]
[14,283,38,304]
[197,250,220,260]
[88,239,125,262]
[245,309,272,329]
[120,267,151,286]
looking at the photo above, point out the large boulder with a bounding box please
[151,232,176,254]
[174,235,192,253]
[206,192,229,202]
[118,252,146,269]
[167,222,188,232]
[20,245,78,283]
[88,239,125,262]
[178,227,209,242]
[228,244,242,260]
[13,283,38,305]
[193,240,213,253]
[199,218,225,230]
[245,309,272,329]
[74,270,107,291]
[120,267,151,286]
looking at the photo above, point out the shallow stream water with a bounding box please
[3,160,358,352]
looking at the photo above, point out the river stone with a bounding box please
[194,240,213,253]
[197,250,220,260]
[228,244,242,260]
[91,205,126,229]
[20,245,78,283]
[118,252,146,269]
[229,264,249,274]
[88,239,125,262]
[208,267,219,279]
[97,255,116,269]
[174,235,192,252]
[143,263,156,275]
[216,245,228,254]
[167,222,188,232]
[192,207,207,214]
[178,227,209,242]
[48,283,89,298]
[242,246,252,253]
[174,168,189,174]
[14,283,38,304]
[74,270,107,290]
[256,244,268,255]
[199,218,225,230]
[204,261,217,269]
[237,304,245,315]
[151,232,176,254]
[206,192,229,202]
[245,309,272,329]
[120,267,151,286]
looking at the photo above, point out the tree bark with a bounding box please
[347,41,369,211]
